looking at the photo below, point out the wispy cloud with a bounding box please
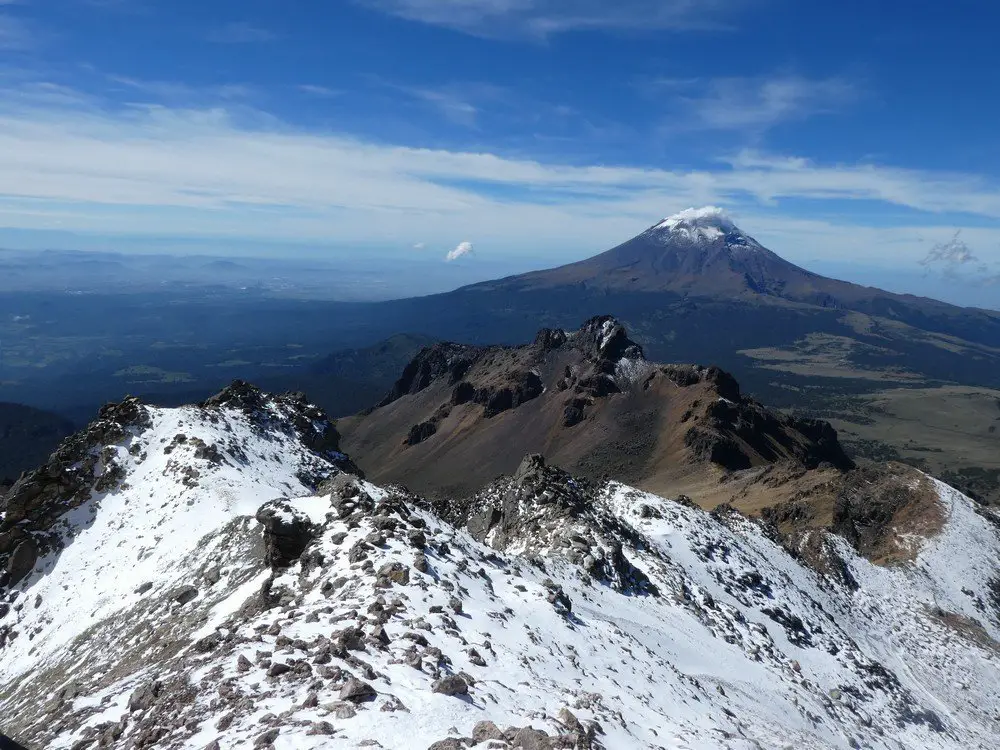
[108,75,257,104]
[655,74,857,133]
[0,82,999,263]
[406,87,478,127]
[920,232,977,267]
[207,22,277,44]
[297,84,342,98]
[412,242,426,250]
[723,151,1000,218]
[357,0,749,39]
[446,241,474,261]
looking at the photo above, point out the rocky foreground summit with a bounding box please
[0,376,999,748]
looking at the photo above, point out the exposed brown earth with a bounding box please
[339,317,852,502]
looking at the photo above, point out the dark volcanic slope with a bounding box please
[472,207,997,319]
[338,316,852,499]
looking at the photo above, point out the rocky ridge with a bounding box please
[339,316,852,499]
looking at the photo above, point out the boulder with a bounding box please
[473,721,505,742]
[511,727,552,750]
[339,677,377,703]
[427,740,466,750]
[127,681,161,712]
[376,562,410,586]
[169,585,199,605]
[432,674,469,697]
[6,538,38,585]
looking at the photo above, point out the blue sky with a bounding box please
[1,0,999,299]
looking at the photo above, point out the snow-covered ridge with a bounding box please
[1,396,1000,749]
[0,391,348,683]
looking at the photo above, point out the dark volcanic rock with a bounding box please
[256,501,318,568]
[832,465,936,559]
[379,344,478,406]
[170,585,199,605]
[574,315,645,362]
[340,677,377,703]
[5,538,38,586]
[665,364,853,472]
[128,681,162,712]
[445,454,659,597]
[474,371,545,419]
[431,674,469,696]
[405,422,437,446]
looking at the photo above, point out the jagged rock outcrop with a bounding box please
[376,343,478,406]
[439,454,658,595]
[832,464,944,562]
[202,381,358,470]
[256,500,318,568]
[339,317,852,499]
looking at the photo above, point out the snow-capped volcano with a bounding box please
[476,205,823,298]
[2,381,1000,749]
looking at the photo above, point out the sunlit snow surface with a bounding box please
[651,206,763,251]
[1,402,999,749]
[0,403,334,681]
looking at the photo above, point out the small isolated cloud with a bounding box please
[920,232,978,267]
[412,242,426,250]
[208,22,276,44]
[446,241,474,261]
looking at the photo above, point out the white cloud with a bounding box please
[207,22,276,44]
[357,0,746,39]
[412,242,426,250]
[665,75,856,132]
[446,241,474,261]
[0,83,998,268]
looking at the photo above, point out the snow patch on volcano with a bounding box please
[652,206,763,251]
